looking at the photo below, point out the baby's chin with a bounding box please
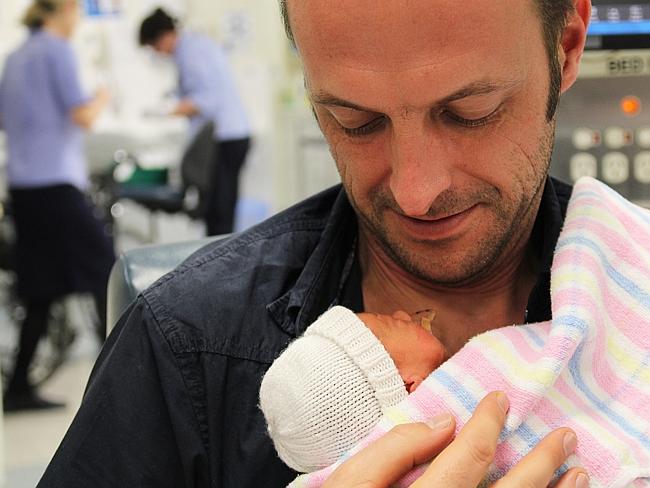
[409,343,448,389]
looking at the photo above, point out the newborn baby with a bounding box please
[259,306,447,472]
[358,309,446,393]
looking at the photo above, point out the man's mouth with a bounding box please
[394,205,479,240]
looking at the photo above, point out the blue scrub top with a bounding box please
[174,32,250,141]
[0,30,88,190]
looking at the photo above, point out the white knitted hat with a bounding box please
[259,306,407,473]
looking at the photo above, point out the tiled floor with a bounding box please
[3,357,95,488]
[1,318,100,488]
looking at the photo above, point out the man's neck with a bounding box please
[360,235,538,356]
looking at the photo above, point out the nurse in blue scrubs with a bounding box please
[139,8,252,236]
[0,0,115,411]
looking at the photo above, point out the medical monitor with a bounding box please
[587,1,650,49]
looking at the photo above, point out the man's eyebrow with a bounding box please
[440,80,519,105]
[311,93,375,112]
[311,79,519,112]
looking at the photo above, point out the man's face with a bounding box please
[291,0,558,285]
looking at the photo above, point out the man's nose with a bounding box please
[388,127,452,217]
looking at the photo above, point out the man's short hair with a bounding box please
[139,7,176,46]
[278,0,575,121]
[534,0,576,120]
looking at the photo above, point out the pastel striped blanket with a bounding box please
[290,177,650,488]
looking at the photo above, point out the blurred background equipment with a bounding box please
[552,0,650,207]
[113,121,215,241]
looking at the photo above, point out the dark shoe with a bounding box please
[3,390,65,413]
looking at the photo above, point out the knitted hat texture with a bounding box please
[259,306,407,472]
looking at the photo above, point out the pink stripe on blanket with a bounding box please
[575,194,650,248]
[552,287,650,410]
[532,396,622,484]
[406,381,462,423]
[439,343,548,421]
[555,254,650,349]
[554,375,647,461]
[499,323,551,359]
[562,216,650,285]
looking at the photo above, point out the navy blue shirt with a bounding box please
[38,177,571,488]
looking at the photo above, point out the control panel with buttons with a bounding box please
[551,55,650,207]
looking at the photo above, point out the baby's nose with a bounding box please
[391,310,413,322]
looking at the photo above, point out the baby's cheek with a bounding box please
[421,337,447,369]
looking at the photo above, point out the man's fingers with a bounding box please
[323,414,455,488]
[324,392,588,488]
[555,468,590,488]
[413,391,509,487]
[493,428,580,488]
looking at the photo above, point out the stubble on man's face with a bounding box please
[347,124,555,286]
[293,0,559,287]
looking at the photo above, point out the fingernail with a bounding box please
[575,473,589,488]
[497,392,510,414]
[563,432,578,457]
[424,413,453,431]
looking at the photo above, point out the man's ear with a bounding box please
[559,0,592,95]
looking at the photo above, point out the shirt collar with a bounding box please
[530,176,571,275]
[266,188,359,337]
[525,176,572,322]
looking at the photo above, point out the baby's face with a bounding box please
[358,311,447,393]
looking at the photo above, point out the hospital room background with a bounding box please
[2,0,650,486]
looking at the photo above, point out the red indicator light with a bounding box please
[621,96,641,117]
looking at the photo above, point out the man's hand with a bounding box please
[323,392,588,488]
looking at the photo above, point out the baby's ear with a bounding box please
[405,376,424,394]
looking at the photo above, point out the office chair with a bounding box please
[114,121,216,239]
[106,235,225,334]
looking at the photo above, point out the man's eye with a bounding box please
[342,116,386,136]
[443,107,500,128]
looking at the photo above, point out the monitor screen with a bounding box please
[587,1,650,49]
[83,0,121,17]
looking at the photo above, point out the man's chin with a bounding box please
[378,233,504,287]
[395,258,495,287]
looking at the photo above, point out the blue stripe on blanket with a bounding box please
[556,235,650,310]
[566,336,650,449]
[436,369,478,413]
[523,327,545,348]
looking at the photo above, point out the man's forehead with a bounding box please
[289,0,539,72]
